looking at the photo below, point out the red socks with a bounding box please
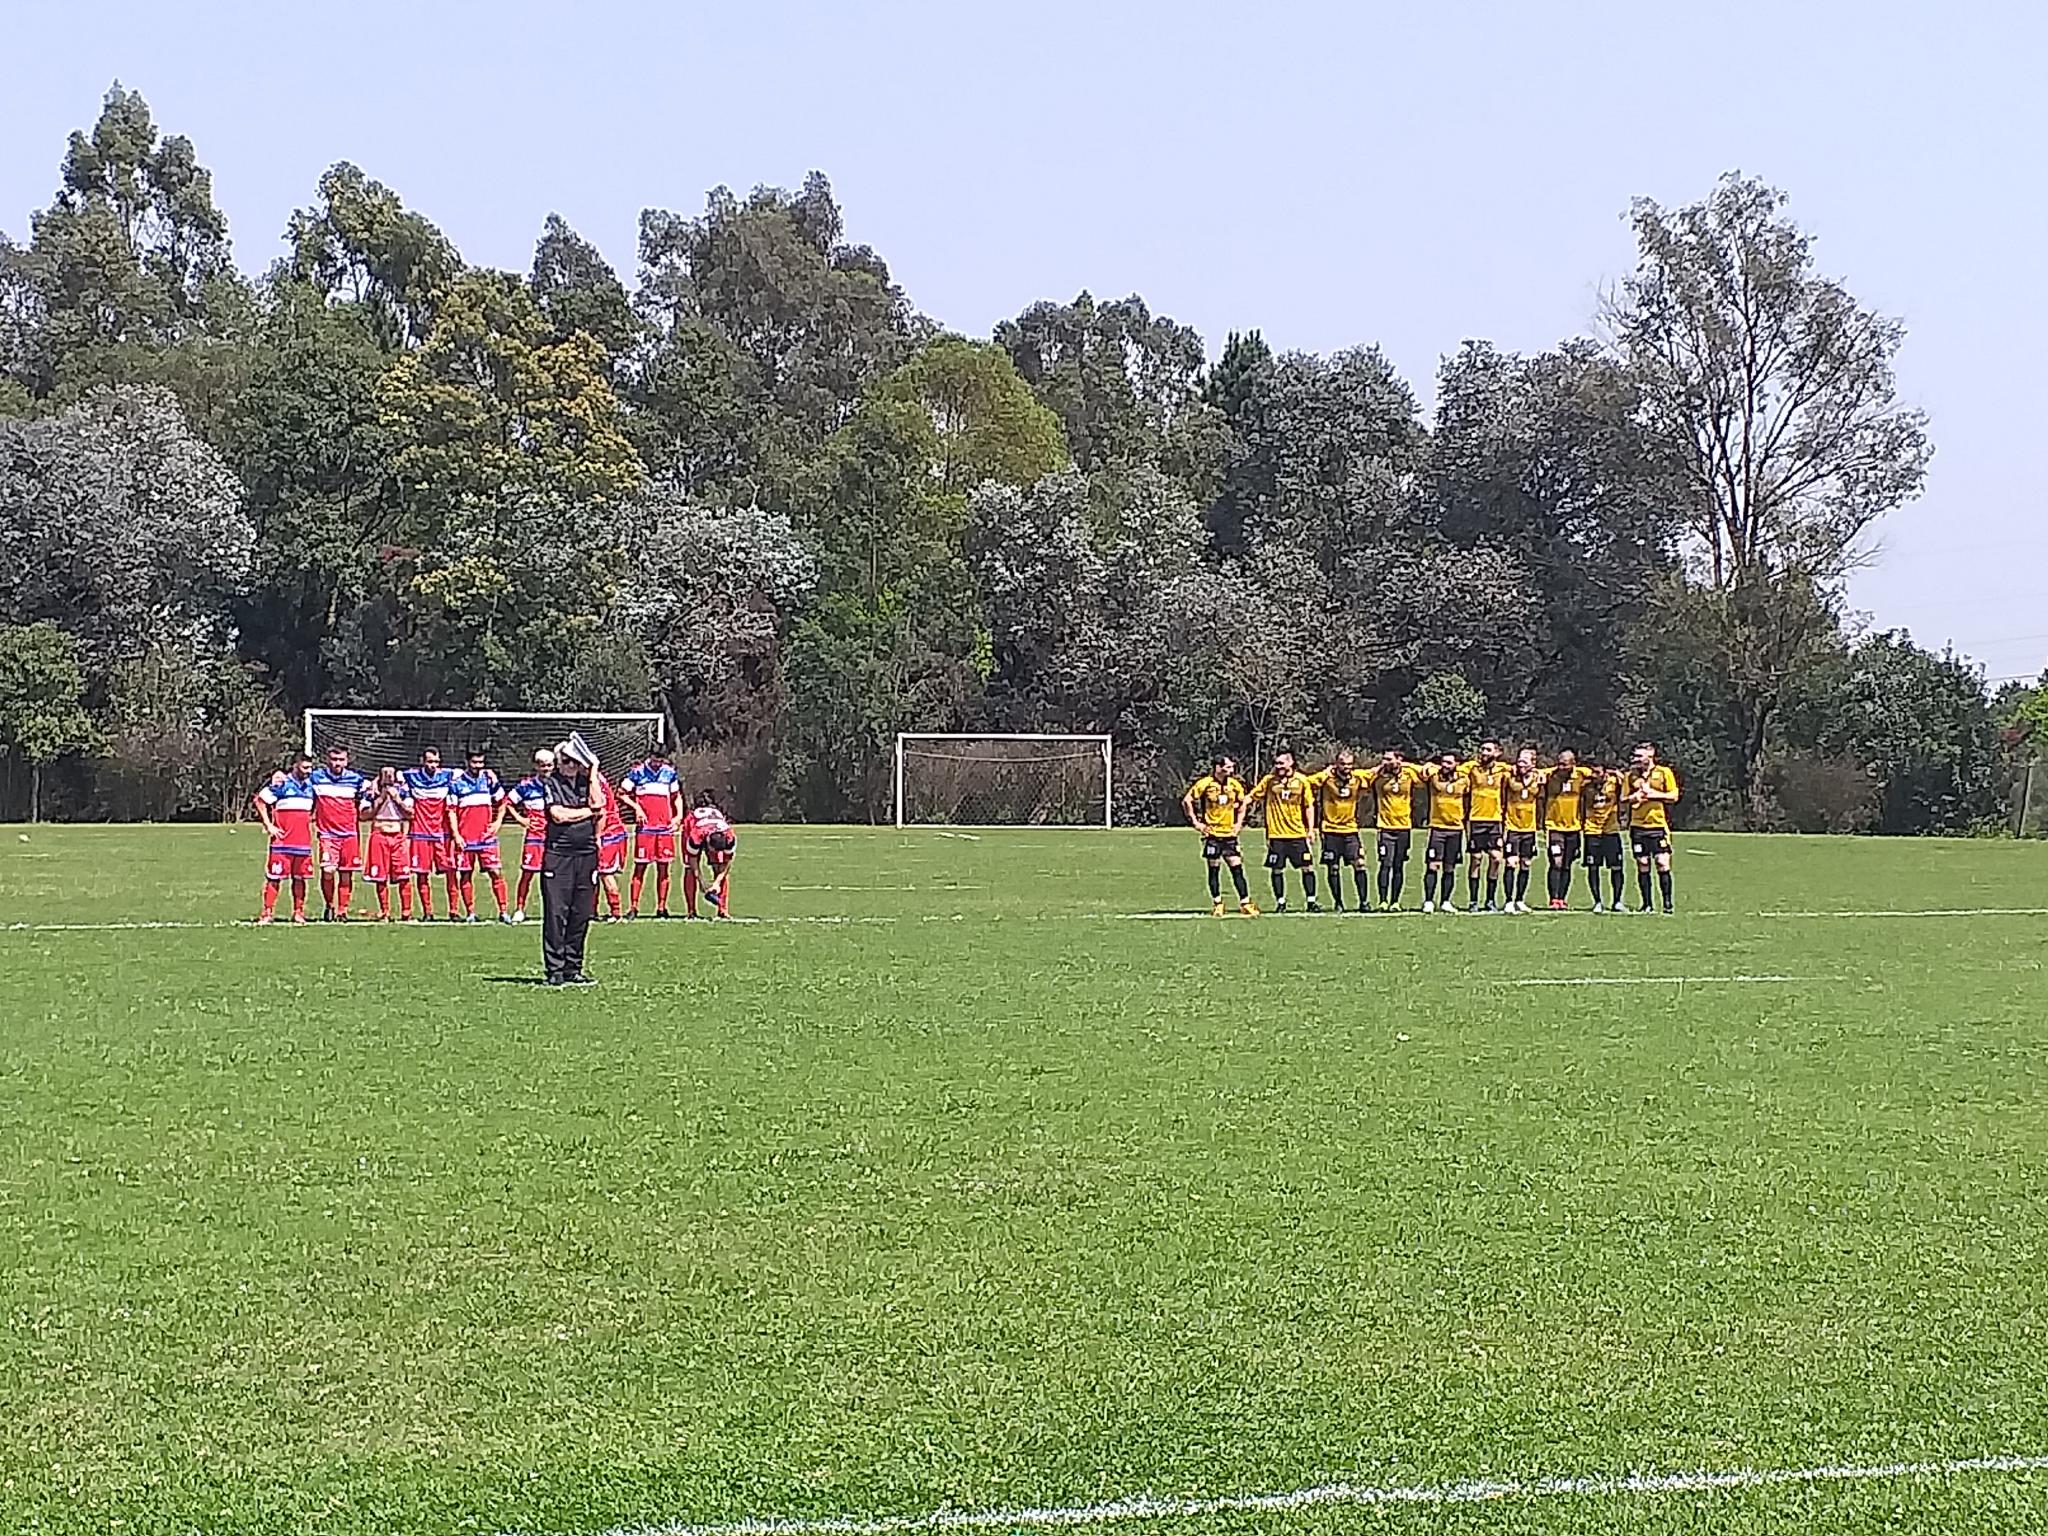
[261,882,279,919]
[684,867,699,917]
[490,873,509,913]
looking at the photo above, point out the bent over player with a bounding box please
[1183,756,1255,916]
[1249,751,1318,912]
[682,790,739,918]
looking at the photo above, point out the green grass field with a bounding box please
[2,826,2047,1536]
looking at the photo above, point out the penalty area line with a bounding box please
[541,1453,2048,1536]
[1511,974,1815,987]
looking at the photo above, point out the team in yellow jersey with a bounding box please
[1182,738,1681,914]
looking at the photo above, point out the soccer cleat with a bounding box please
[655,909,672,920]
[1274,898,1288,914]
[1421,900,1435,914]
[1306,900,1321,914]
[255,915,273,926]
[510,909,527,924]
[1211,899,1227,917]
[465,912,481,925]
[1591,901,1605,913]
[291,913,308,925]
[1239,899,1260,916]
[498,913,517,925]
[1663,904,1674,915]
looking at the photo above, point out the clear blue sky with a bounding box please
[6,0,2044,684]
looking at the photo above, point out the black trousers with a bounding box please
[541,849,598,980]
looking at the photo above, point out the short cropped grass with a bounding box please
[1,827,2046,1535]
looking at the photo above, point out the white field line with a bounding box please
[778,884,985,892]
[1512,974,1812,987]
[550,1453,2048,1536]
[1763,907,2048,919]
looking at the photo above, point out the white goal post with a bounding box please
[304,710,665,775]
[894,733,1113,829]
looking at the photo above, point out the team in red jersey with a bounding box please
[255,755,317,923]
[505,746,554,922]
[360,767,416,921]
[621,747,682,918]
[252,741,747,927]
[403,749,460,919]
[683,790,739,918]
[449,750,513,922]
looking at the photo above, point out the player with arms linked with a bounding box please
[504,747,553,922]
[621,745,682,918]
[1421,751,1470,914]
[360,767,415,921]
[1626,741,1681,913]
[254,754,317,924]
[450,749,514,922]
[1182,755,1256,916]
[308,746,367,920]
[403,748,459,920]
[1461,741,1510,912]
[1363,749,1424,911]
[1249,751,1319,912]
[1310,749,1372,912]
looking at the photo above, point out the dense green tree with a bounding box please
[529,214,637,363]
[1430,339,1680,741]
[1611,173,1932,823]
[0,621,100,821]
[286,162,461,351]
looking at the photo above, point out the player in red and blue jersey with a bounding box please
[360,767,415,921]
[682,789,739,918]
[309,746,367,920]
[403,747,459,920]
[504,746,553,923]
[254,754,317,924]
[450,749,513,922]
[621,746,682,918]
[595,767,628,920]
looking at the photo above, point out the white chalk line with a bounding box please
[540,1453,2048,1536]
[1512,974,1813,987]
[1763,907,2048,919]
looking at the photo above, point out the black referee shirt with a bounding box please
[542,770,598,855]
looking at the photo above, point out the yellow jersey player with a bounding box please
[1579,757,1626,912]
[1250,750,1320,912]
[1310,749,1372,912]
[1461,739,1510,912]
[1540,750,1592,910]
[1419,752,1469,913]
[1626,740,1682,913]
[1363,749,1424,911]
[1501,749,1543,913]
[1183,755,1256,916]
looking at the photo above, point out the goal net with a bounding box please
[895,734,1113,828]
[304,711,665,776]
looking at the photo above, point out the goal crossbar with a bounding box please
[894,732,1113,829]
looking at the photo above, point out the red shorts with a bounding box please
[598,834,627,876]
[365,829,410,882]
[521,838,545,874]
[318,833,360,873]
[409,838,454,875]
[686,837,738,863]
[456,841,502,874]
[634,830,676,863]
[266,850,312,881]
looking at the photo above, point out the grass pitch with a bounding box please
[1,827,2047,1535]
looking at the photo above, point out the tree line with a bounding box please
[1,85,2041,828]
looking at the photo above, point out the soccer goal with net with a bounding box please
[894,733,1113,829]
[304,711,665,775]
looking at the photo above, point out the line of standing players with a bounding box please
[1183,740,1682,915]
[250,742,739,924]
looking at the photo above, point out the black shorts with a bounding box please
[1426,829,1464,865]
[1506,830,1538,863]
[1583,832,1624,868]
[1548,831,1582,863]
[1201,835,1241,861]
[1467,822,1503,855]
[1319,830,1363,865]
[1631,827,1671,860]
[1265,836,1312,869]
[1376,829,1412,864]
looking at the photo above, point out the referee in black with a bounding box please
[541,737,605,986]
